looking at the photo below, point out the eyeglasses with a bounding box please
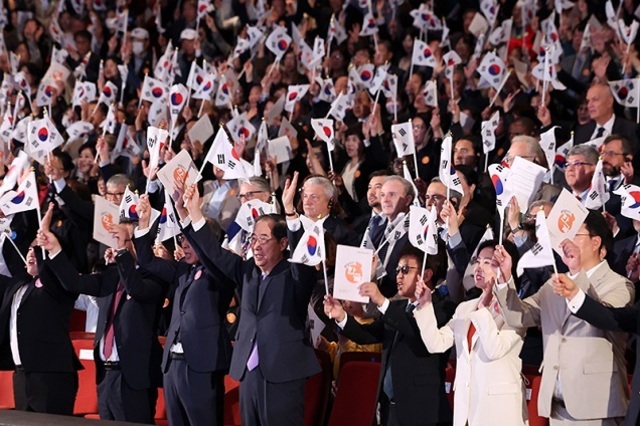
[238,191,267,201]
[502,154,537,164]
[395,265,418,275]
[105,191,125,198]
[600,150,626,158]
[249,235,275,246]
[574,233,594,238]
[564,161,594,169]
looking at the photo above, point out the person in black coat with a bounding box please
[180,174,320,426]
[133,194,234,426]
[552,272,640,426]
[324,245,456,426]
[0,243,81,415]
[38,204,165,424]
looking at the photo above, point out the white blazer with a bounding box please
[414,297,528,426]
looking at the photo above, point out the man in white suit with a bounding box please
[494,211,634,425]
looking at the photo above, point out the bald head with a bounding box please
[586,83,614,125]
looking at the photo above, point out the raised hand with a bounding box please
[560,239,582,275]
[282,171,299,214]
[136,194,152,229]
[358,282,384,306]
[108,223,132,250]
[183,183,202,222]
[493,244,513,283]
[323,294,346,321]
[552,273,579,300]
[415,276,432,307]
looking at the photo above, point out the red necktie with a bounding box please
[467,323,476,350]
[103,282,124,360]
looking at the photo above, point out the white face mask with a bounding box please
[132,41,144,55]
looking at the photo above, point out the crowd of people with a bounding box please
[2,0,640,425]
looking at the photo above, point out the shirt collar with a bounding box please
[585,260,607,278]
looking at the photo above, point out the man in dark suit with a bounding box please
[324,245,456,426]
[0,243,81,415]
[39,205,165,424]
[133,194,234,426]
[573,83,639,153]
[553,270,640,426]
[181,173,320,426]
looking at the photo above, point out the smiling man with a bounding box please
[563,145,598,203]
[324,245,455,426]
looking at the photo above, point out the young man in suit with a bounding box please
[494,211,634,424]
[133,194,234,426]
[324,245,456,426]
[38,204,165,424]
[180,172,320,426]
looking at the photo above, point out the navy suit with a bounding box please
[134,229,234,426]
[186,219,320,425]
[46,250,164,424]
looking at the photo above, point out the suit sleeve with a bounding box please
[494,277,542,329]
[574,294,638,334]
[116,250,163,302]
[469,307,524,361]
[340,316,385,345]
[381,302,424,339]
[413,302,456,353]
[133,229,176,286]
[45,250,115,297]
[57,185,94,227]
[575,270,633,309]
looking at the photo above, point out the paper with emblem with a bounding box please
[333,244,372,303]
[156,149,202,202]
[93,196,120,248]
[546,189,589,253]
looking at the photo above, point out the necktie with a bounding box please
[595,127,605,138]
[103,282,125,360]
[467,322,476,350]
[608,179,618,193]
[246,273,267,371]
[368,215,385,247]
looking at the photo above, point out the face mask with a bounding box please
[61,115,72,128]
[132,41,144,55]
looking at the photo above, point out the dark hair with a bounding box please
[344,124,365,141]
[52,149,74,173]
[603,134,633,156]
[584,210,613,257]
[454,164,478,187]
[78,142,97,158]
[255,214,288,245]
[475,239,520,281]
[74,30,92,42]
[398,242,447,284]
[369,169,394,181]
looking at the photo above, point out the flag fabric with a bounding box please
[480,0,499,27]
[411,39,437,68]
[368,66,387,95]
[555,135,573,172]
[354,64,375,89]
[402,162,421,207]
[0,170,39,215]
[359,11,378,36]
[73,51,92,80]
[605,0,618,31]
[442,51,462,79]
[192,72,216,101]
[187,62,208,93]
[609,79,640,108]
[539,126,559,173]
[310,37,325,68]
[391,122,415,157]
[66,121,94,141]
[51,45,69,65]
[27,117,64,154]
[0,106,13,144]
[169,84,189,128]
[197,0,213,19]
[488,18,512,45]
[516,210,555,276]
[235,199,275,232]
[0,151,28,196]
[101,103,118,134]
[14,72,31,101]
[617,19,639,46]
[382,74,398,102]
[327,15,347,45]
[214,74,231,106]
[157,190,181,242]
[409,5,442,31]
[311,118,335,151]
[584,159,610,210]
[439,135,465,196]
[97,81,118,107]
[118,186,139,221]
[290,215,326,266]
[147,127,170,173]
[140,76,169,104]
[408,205,439,254]
[579,22,591,52]
[246,25,264,49]
[226,112,256,143]
[72,81,97,108]
[328,92,350,121]
[284,84,310,113]
[11,115,32,144]
[487,163,512,211]
[422,80,438,107]
[477,51,507,90]
[202,126,230,166]
[614,184,640,221]
[210,129,251,180]
[481,110,500,154]
[265,26,292,61]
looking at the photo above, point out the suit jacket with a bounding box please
[133,230,234,374]
[573,116,639,153]
[46,250,165,390]
[415,297,527,426]
[572,295,640,426]
[0,253,81,373]
[341,296,455,426]
[611,234,638,278]
[495,263,633,420]
[186,220,321,383]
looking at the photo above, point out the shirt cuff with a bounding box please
[134,227,150,238]
[287,217,301,231]
[566,288,586,313]
[179,218,192,229]
[53,178,66,193]
[495,281,509,291]
[447,231,462,249]
[513,233,528,247]
[336,315,348,329]
[377,298,390,314]
[192,217,206,231]
[99,160,110,168]
[147,179,160,193]
[48,249,62,259]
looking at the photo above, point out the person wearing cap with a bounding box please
[124,28,153,96]
[176,29,202,85]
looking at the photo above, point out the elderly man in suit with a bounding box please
[494,211,634,424]
[180,172,320,426]
[324,245,456,426]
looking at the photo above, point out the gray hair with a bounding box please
[304,176,338,201]
[106,173,135,189]
[246,177,271,193]
[510,135,547,168]
[567,145,599,165]
[383,175,415,199]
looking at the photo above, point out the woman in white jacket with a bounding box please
[414,239,528,426]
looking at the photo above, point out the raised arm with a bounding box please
[469,306,524,361]
[412,279,456,353]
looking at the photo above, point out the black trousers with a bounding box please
[164,357,225,426]
[13,368,78,415]
[97,369,155,424]
[240,367,306,426]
